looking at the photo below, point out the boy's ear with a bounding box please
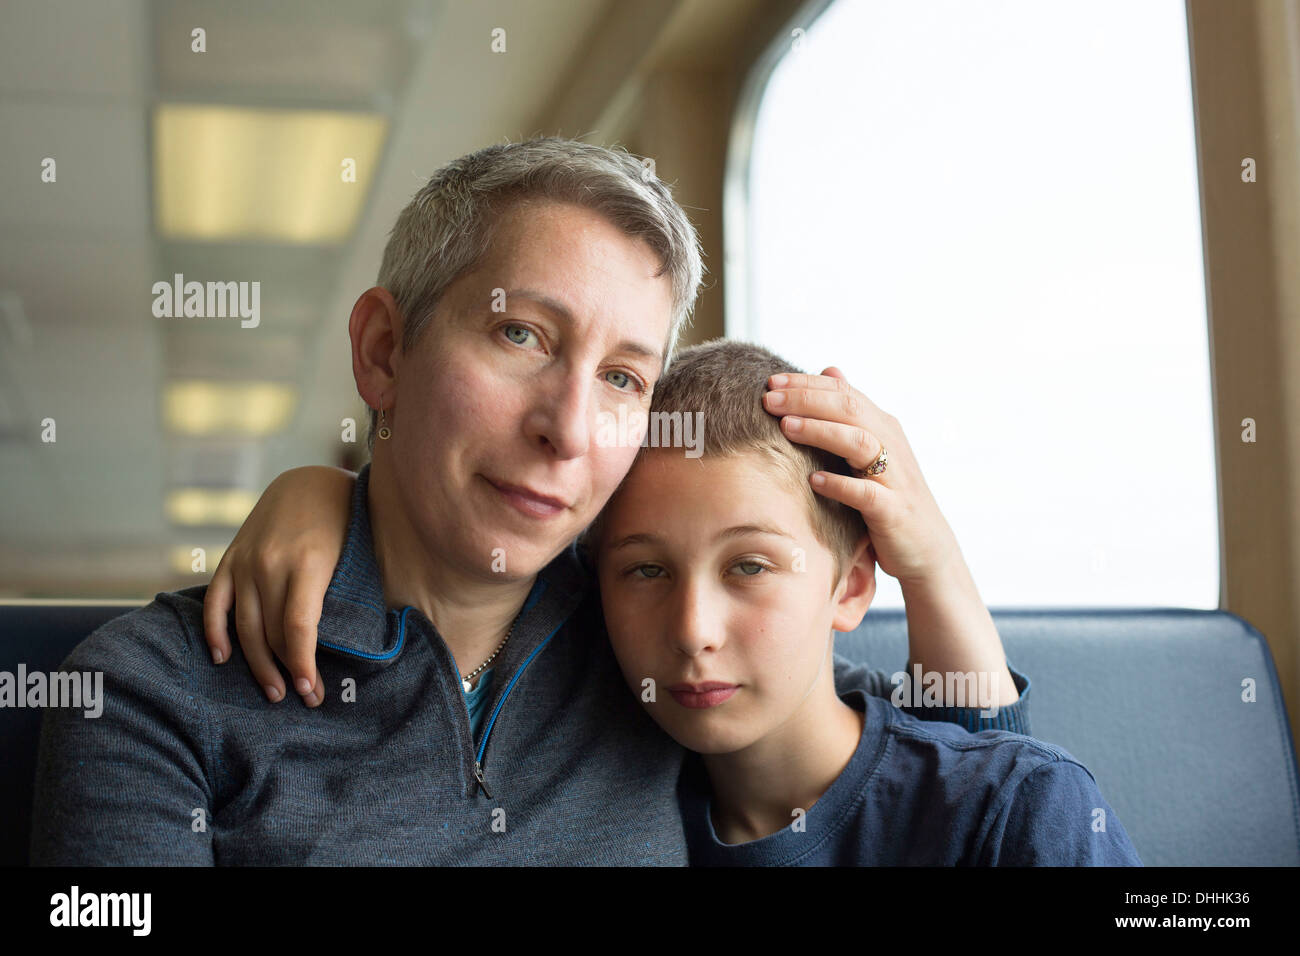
[831,532,876,633]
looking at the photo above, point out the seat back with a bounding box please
[2,604,141,867]
[837,607,1300,865]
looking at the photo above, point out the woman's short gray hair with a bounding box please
[366,136,707,450]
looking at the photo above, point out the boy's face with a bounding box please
[596,448,874,754]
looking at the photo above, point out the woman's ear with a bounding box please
[831,532,876,633]
[349,286,402,409]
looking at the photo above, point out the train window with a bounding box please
[727,0,1218,609]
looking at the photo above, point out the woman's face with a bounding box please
[385,200,674,580]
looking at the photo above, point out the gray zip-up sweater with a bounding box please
[30,465,1029,865]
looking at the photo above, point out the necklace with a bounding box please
[461,618,516,693]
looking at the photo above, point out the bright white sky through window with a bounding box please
[735,0,1218,608]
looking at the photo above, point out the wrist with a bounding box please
[897,536,966,593]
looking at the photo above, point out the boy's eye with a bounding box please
[631,564,666,579]
[731,560,770,577]
[503,324,539,348]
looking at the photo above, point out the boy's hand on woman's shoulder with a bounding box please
[202,465,356,707]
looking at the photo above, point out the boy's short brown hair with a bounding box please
[585,339,867,581]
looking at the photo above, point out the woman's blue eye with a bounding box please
[504,324,537,347]
[633,565,665,579]
[606,369,646,393]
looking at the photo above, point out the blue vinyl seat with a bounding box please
[836,607,1300,865]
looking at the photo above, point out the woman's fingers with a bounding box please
[810,468,893,518]
[764,376,888,436]
[764,380,867,425]
[767,371,853,393]
[234,577,285,703]
[778,415,885,475]
[767,368,881,406]
[202,555,235,666]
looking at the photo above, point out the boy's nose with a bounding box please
[669,581,724,656]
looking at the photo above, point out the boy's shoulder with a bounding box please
[865,690,1091,787]
[851,695,1140,864]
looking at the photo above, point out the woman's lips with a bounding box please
[668,684,739,709]
[486,478,569,519]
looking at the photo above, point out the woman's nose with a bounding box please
[527,369,592,459]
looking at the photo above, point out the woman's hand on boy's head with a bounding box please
[762,367,959,587]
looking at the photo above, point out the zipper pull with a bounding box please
[473,761,493,799]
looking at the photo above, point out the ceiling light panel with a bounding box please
[153,103,387,242]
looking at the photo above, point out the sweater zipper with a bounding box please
[323,604,569,801]
[470,619,565,799]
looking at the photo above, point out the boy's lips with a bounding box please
[667,682,739,709]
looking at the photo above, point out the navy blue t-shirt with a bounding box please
[679,685,1143,866]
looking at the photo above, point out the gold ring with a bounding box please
[852,445,887,479]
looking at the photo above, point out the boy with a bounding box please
[585,340,1142,865]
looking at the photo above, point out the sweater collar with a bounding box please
[316,463,591,661]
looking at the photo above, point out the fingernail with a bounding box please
[766,391,785,407]
[264,685,282,702]
[784,415,803,431]
[296,677,312,696]
[211,647,224,665]
[811,473,827,486]
[770,374,788,387]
